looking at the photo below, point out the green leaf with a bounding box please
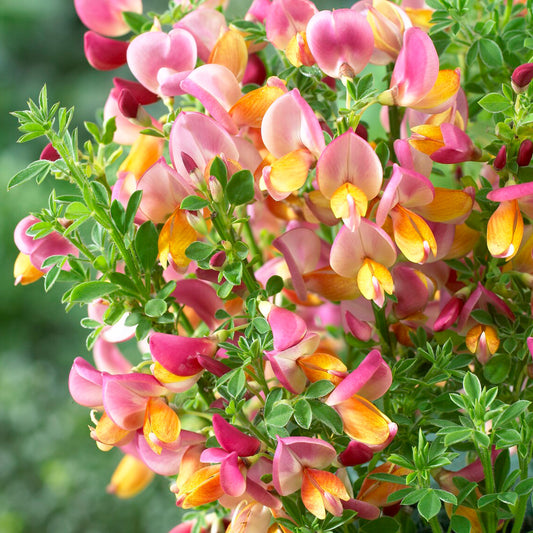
[309,401,343,434]
[497,491,517,506]
[181,195,210,210]
[135,221,159,272]
[483,355,510,384]
[91,181,110,206]
[400,488,428,506]
[265,388,284,416]
[70,281,119,303]
[108,272,139,296]
[360,517,400,533]
[145,299,167,318]
[450,515,471,533]
[186,241,214,262]
[434,489,457,505]
[463,373,481,401]
[305,380,335,399]
[469,309,493,325]
[102,116,116,145]
[417,490,441,522]
[223,261,243,285]
[44,263,63,292]
[210,156,228,187]
[265,275,284,296]
[8,159,51,189]
[227,170,255,206]
[478,38,503,67]
[227,369,246,399]
[473,430,490,448]
[444,428,472,446]
[478,493,498,508]
[293,399,312,429]
[494,400,530,428]
[157,281,177,300]
[122,11,150,33]
[267,403,293,427]
[375,141,390,169]
[125,190,143,231]
[478,93,511,113]
[65,201,91,218]
[515,478,533,496]
[252,317,270,334]
[111,199,126,232]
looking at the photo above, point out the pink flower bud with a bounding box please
[74,0,143,37]
[40,143,60,161]
[511,62,533,93]
[517,139,533,167]
[306,9,374,79]
[113,78,159,105]
[242,53,267,85]
[493,144,507,170]
[84,31,129,70]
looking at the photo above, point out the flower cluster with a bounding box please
[10,0,533,532]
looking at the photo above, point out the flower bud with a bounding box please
[493,144,507,170]
[208,175,224,203]
[107,454,154,498]
[511,62,533,94]
[517,139,533,167]
[465,324,499,364]
[40,143,60,161]
[117,89,152,127]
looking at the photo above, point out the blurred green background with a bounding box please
[0,0,344,531]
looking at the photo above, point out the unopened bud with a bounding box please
[466,324,499,365]
[493,145,507,170]
[517,139,533,167]
[113,78,159,105]
[181,152,204,189]
[208,176,224,203]
[40,143,60,161]
[185,211,205,233]
[511,63,533,93]
[117,89,152,126]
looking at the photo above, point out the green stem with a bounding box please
[478,445,498,533]
[387,105,401,163]
[502,0,513,27]
[429,517,444,533]
[510,456,530,533]
[241,217,263,266]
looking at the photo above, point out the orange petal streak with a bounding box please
[301,468,349,520]
[143,397,181,454]
[176,464,224,508]
[208,29,248,82]
[487,200,523,260]
[230,86,285,128]
[158,208,197,269]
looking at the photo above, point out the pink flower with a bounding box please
[84,31,129,70]
[74,0,142,37]
[306,9,374,78]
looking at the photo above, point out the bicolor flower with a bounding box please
[306,9,374,78]
[74,0,142,37]
[316,129,382,231]
[261,89,325,200]
[149,332,219,393]
[14,215,78,277]
[465,324,499,364]
[263,304,320,394]
[354,0,412,65]
[200,414,260,498]
[378,27,460,113]
[330,219,397,306]
[325,350,397,450]
[357,462,410,509]
[207,29,249,83]
[272,436,348,518]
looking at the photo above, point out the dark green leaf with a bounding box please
[309,401,343,434]
[91,181,110,206]
[181,195,210,210]
[450,515,471,533]
[210,156,228,187]
[70,281,119,303]
[478,38,503,66]
[227,369,246,399]
[515,478,533,496]
[494,400,530,428]
[111,199,126,232]
[293,399,312,429]
[227,170,254,206]
[135,221,159,272]
[434,489,457,505]
[108,272,139,296]
[223,261,243,285]
[265,388,284,416]
[125,190,143,231]
[305,380,335,399]
[266,275,284,296]
[400,488,428,506]
[360,516,400,533]
[8,159,51,189]
[186,241,214,261]
[483,355,510,384]
[463,373,481,401]
[444,428,472,446]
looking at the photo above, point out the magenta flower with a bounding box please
[84,31,129,70]
[306,9,374,78]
